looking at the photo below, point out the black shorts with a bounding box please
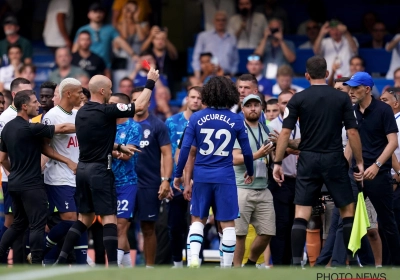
[136,187,161,221]
[75,162,116,216]
[295,151,355,208]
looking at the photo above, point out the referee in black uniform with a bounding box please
[0,90,75,264]
[273,56,364,267]
[55,69,159,266]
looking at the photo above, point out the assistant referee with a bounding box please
[273,56,364,267]
[55,69,159,266]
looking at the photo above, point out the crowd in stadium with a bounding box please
[0,0,399,270]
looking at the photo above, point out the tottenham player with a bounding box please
[0,77,31,262]
[109,93,141,267]
[41,78,86,264]
[174,76,254,268]
[166,86,202,267]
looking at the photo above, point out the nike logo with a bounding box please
[148,214,156,218]
[117,212,124,215]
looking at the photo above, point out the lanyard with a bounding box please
[245,122,264,150]
[332,39,344,57]
[278,115,297,139]
[396,113,400,120]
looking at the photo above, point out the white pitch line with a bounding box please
[1,266,94,280]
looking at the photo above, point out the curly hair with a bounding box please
[202,76,239,108]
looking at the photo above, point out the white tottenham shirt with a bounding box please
[269,115,301,177]
[0,105,17,182]
[43,106,78,187]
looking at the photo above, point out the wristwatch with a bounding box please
[161,177,172,183]
[375,161,382,168]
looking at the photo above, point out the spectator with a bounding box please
[196,52,224,84]
[385,34,400,79]
[272,65,304,97]
[141,26,178,86]
[0,92,4,114]
[246,54,272,97]
[49,47,88,84]
[382,68,400,95]
[0,15,32,65]
[313,20,358,78]
[112,0,151,28]
[202,0,235,32]
[43,0,73,50]
[0,45,23,92]
[361,11,377,34]
[154,86,177,122]
[73,3,138,70]
[299,20,320,49]
[71,31,109,78]
[2,90,12,110]
[265,98,279,124]
[119,77,134,97]
[258,0,289,34]
[77,75,89,89]
[19,63,39,96]
[192,11,239,81]
[254,18,296,79]
[117,0,149,55]
[228,0,268,49]
[361,22,387,49]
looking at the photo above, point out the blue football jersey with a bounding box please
[175,108,254,184]
[112,119,142,186]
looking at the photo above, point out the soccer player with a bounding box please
[42,78,85,264]
[165,86,202,267]
[109,93,141,267]
[31,81,57,123]
[55,70,158,266]
[174,76,255,268]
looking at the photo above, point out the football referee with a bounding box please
[55,69,159,266]
[273,56,364,267]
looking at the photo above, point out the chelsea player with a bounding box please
[174,77,254,268]
[109,93,142,267]
[166,86,203,267]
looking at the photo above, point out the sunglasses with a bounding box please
[247,55,261,62]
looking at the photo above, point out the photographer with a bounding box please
[254,18,296,79]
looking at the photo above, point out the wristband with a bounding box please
[117,144,122,152]
[145,79,155,91]
[273,161,283,165]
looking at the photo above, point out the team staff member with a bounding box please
[268,90,300,265]
[55,70,159,266]
[131,87,173,268]
[0,90,75,264]
[345,73,400,265]
[274,56,364,267]
[0,77,31,263]
[165,86,202,268]
[109,93,142,267]
[232,94,275,267]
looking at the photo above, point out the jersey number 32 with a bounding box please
[199,128,231,157]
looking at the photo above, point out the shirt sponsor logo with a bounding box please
[67,136,79,148]
[120,132,126,139]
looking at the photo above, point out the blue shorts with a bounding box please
[2,182,12,214]
[116,183,137,219]
[45,184,77,213]
[136,188,161,221]
[191,182,239,221]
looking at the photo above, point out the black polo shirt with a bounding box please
[0,116,55,191]
[76,101,136,163]
[354,97,398,172]
[282,85,358,153]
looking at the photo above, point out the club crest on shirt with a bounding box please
[117,103,128,111]
[144,129,151,139]
[283,107,289,119]
[43,118,51,125]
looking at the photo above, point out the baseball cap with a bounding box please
[89,2,105,12]
[242,94,261,106]
[3,16,18,26]
[343,72,374,88]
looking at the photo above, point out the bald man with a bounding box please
[55,70,160,266]
[41,78,87,264]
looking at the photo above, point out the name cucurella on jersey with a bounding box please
[197,113,235,128]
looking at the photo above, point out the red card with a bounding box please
[142,60,151,70]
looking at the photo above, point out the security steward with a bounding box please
[273,56,364,267]
[55,69,160,266]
